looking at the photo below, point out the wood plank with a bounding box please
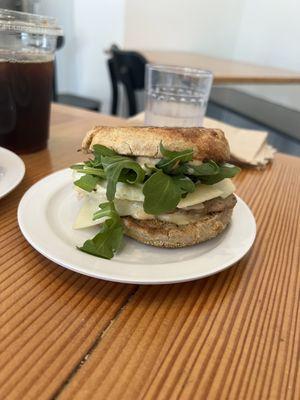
[0,105,136,400]
[58,154,300,400]
[1,104,299,399]
[142,50,300,84]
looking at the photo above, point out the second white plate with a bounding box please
[18,169,256,284]
[0,147,25,200]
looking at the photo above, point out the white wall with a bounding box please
[72,0,125,112]
[124,0,300,112]
[38,0,75,93]
[233,0,299,71]
[39,0,125,113]
[124,0,244,58]
[231,0,300,111]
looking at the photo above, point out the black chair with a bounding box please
[107,46,147,116]
[53,36,101,112]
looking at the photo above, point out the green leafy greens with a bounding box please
[73,174,101,192]
[72,143,240,259]
[101,155,145,200]
[78,202,123,259]
[143,172,195,214]
[143,170,182,214]
[200,163,241,184]
[156,142,193,173]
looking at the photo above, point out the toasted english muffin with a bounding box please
[82,126,230,163]
[122,208,233,248]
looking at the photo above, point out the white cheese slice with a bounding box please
[96,181,145,202]
[73,176,235,229]
[177,178,235,208]
[73,171,144,202]
[74,169,234,206]
[73,197,202,229]
[117,182,144,201]
[101,178,234,205]
[177,185,222,208]
[73,197,103,229]
[115,199,152,220]
[73,198,153,229]
[216,178,236,199]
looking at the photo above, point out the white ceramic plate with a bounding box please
[18,169,256,284]
[0,147,25,200]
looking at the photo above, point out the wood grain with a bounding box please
[0,104,299,400]
[141,50,300,84]
[0,105,137,400]
[58,155,300,400]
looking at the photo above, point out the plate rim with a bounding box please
[17,168,256,285]
[0,146,25,199]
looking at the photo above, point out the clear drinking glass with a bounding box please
[0,8,63,153]
[145,64,213,127]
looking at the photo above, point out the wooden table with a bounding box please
[0,104,299,400]
[142,50,300,84]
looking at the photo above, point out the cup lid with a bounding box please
[0,8,63,37]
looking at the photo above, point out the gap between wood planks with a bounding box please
[52,285,140,399]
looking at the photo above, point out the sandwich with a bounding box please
[71,126,240,259]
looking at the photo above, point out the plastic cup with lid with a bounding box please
[0,8,63,153]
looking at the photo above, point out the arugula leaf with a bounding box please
[86,145,117,168]
[172,161,217,177]
[84,158,103,168]
[159,142,194,162]
[118,169,140,184]
[200,163,241,184]
[80,145,117,168]
[171,160,240,185]
[143,170,181,215]
[93,144,117,157]
[74,175,101,192]
[91,201,117,221]
[101,155,145,201]
[179,160,220,176]
[71,144,116,177]
[71,164,106,178]
[78,202,123,259]
[172,176,195,195]
[156,142,193,172]
[222,163,241,176]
